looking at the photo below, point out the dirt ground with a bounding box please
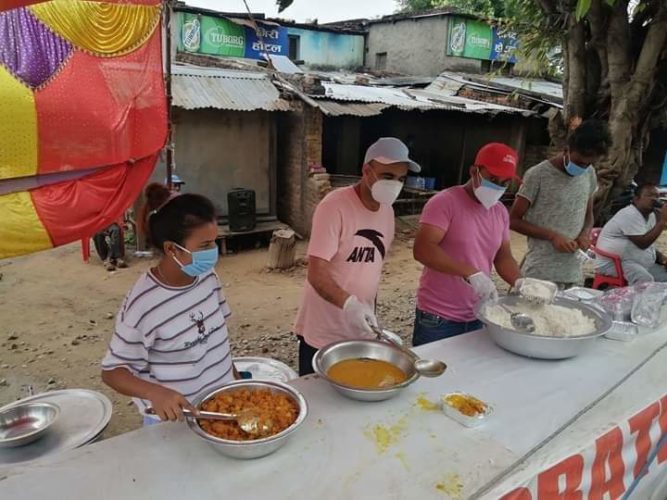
[5,215,625,440]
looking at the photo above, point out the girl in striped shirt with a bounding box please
[102,191,236,423]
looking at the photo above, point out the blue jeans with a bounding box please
[412,309,482,347]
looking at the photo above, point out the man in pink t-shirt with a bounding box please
[413,143,522,346]
[294,138,420,375]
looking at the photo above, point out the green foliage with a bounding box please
[575,0,592,20]
[501,0,563,78]
[398,0,506,18]
[398,0,436,11]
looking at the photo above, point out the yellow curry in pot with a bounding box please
[327,358,408,389]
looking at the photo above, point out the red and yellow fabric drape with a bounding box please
[0,0,167,259]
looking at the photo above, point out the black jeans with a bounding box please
[93,223,122,262]
[297,335,319,376]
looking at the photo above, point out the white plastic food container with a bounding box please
[561,287,604,302]
[518,278,558,304]
[605,321,639,342]
[441,392,492,428]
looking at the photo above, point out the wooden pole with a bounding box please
[242,0,274,70]
[164,0,174,189]
[457,126,468,185]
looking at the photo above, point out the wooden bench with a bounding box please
[216,220,290,255]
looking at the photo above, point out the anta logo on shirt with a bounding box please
[346,229,386,263]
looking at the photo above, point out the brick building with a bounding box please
[276,101,328,236]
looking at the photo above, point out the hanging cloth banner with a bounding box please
[0,0,166,259]
[0,0,159,11]
[0,1,47,12]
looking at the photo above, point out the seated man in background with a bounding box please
[595,183,667,284]
[94,223,126,272]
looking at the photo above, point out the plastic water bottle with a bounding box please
[575,249,595,263]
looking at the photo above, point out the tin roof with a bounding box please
[428,72,563,108]
[319,83,434,110]
[314,101,388,116]
[171,65,291,112]
[268,55,303,74]
[313,82,534,116]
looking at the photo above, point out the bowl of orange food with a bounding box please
[188,380,308,459]
[313,339,420,402]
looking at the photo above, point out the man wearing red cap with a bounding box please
[412,143,522,346]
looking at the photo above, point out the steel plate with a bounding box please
[0,389,112,468]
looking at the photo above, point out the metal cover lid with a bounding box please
[233,357,297,383]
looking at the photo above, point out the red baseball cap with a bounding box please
[474,143,520,180]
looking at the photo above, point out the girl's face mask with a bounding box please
[172,243,218,277]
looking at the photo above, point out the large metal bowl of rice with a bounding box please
[476,295,612,360]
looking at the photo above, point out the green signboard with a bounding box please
[462,19,493,59]
[447,17,518,63]
[180,13,245,58]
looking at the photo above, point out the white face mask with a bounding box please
[368,168,404,205]
[473,169,506,209]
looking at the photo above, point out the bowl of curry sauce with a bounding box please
[312,339,420,401]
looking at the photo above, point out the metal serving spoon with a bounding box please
[145,407,272,437]
[498,303,536,333]
[368,323,447,377]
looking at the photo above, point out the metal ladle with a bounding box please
[146,407,272,437]
[368,323,447,377]
[498,303,536,333]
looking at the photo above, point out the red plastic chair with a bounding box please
[590,227,627,289]
[82,219,125,263]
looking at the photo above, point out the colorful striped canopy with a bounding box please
[0,0,166,259]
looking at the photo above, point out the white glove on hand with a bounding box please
[467,272,498,303]
[343,295,377,337]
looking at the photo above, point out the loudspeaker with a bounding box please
[227,188,256,232]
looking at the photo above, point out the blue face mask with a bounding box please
[564,153,590,177]
[173,243,218,277]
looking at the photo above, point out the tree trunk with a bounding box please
[606,0,631,116]
[592,0,667,218]
[267,229,296,270]
[529,0,666,220]
[564,13,588,124]
[587,0,610,112]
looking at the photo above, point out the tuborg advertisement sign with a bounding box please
[180,13,288,61]
[447,16,518,63]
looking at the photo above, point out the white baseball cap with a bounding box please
[364,137,421,173]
